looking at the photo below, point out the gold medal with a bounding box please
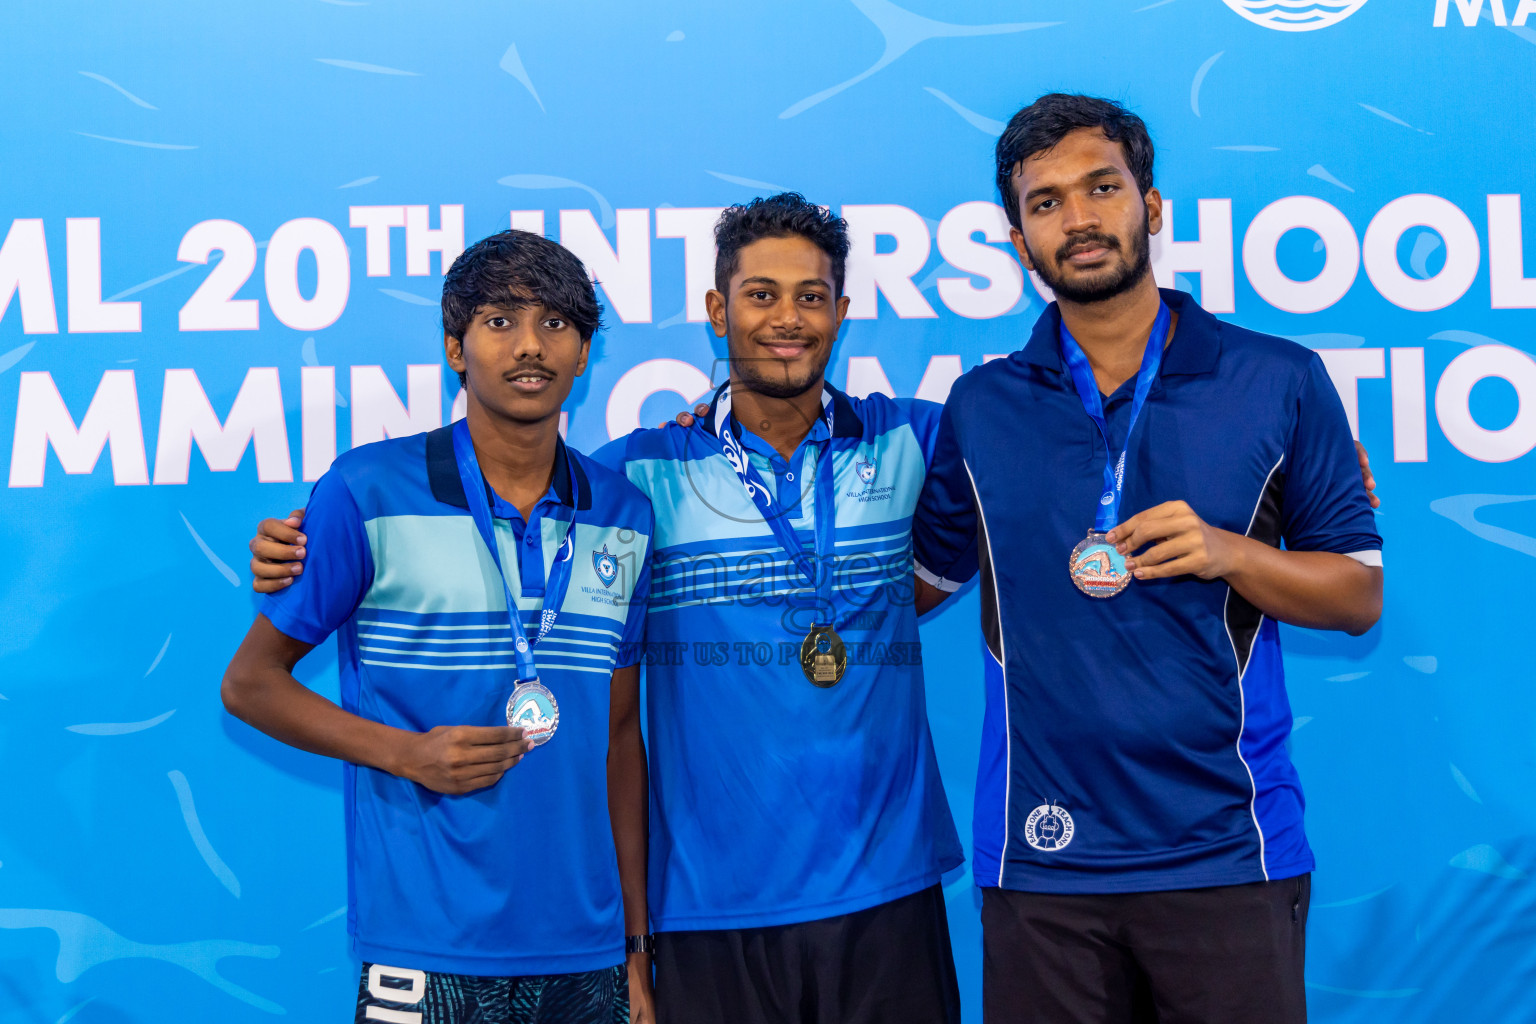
[800,626,847,687]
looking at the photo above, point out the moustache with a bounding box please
[1057,234,1122,262]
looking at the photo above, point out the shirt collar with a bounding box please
[426,423,589,511]
[699,380,865,441]
[1020,288,1222,381]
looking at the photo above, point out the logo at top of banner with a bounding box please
[1219,0,1370,31]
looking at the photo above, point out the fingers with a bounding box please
[1105,501,1187,546]
[694,402,710,416]
[1130,553,1202,580]
[1115,510,1190,555]
[1125,535,1196,572]
[257,516,307,547]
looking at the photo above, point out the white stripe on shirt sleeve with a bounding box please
[915,561,963,593]
[1344,549,1383,567]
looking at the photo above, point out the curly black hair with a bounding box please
[713,193,851,297]
[995,94,1155,231]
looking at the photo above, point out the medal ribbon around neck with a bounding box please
[710,384,839,620]
[1058,301,1172,533]
[451,417,576,685]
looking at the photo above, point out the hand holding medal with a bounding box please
[1107,499,1238,582]
[1060,302,1171,599]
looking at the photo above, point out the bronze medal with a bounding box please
[800,625,847,687]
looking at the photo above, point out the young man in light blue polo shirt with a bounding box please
[222,230,656,1023]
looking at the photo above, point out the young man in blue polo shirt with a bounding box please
[221,230,656,1023]
[915,94,1384,1024]
[249,195,965,1023]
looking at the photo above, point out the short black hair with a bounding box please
[714,193,851,297]
[995,93,1155,230]
[442,230,602,386]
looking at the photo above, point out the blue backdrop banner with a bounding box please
[3,1,1535,1020]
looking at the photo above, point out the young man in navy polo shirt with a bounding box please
[915,94,1384,1024]
[221,231,656,1023]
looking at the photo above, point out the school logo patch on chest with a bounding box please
[592,544,619,588]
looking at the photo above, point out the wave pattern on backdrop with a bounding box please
[0,1,1533,1020]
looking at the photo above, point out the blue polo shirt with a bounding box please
[261,425,653,976]
[915,289,1381,894]
[593,383,963,931]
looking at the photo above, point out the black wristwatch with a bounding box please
[625,934,655,955]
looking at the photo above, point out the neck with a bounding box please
[1057,277,1171,395]
[727,376,825,459]
[464,403,560,521]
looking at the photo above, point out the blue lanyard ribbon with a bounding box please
[710,385,839,625]
[451,417,575,683]
[1058,301,1171,533]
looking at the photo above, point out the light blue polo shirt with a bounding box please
[594,382,964,932]
[262,424,653,976]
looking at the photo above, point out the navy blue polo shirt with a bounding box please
[261,425,653,975]
[915,289,1381,894]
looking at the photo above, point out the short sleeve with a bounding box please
[894,398,945,465]
[1279,355,1383,561]
[260,467,374,645]
[614,509,654,668]
[589,436,632,475]
[912,399,981,592]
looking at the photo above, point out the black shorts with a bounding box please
[356,961,627,1024]
[982,874,1310,1024]
[654,884,961,1024]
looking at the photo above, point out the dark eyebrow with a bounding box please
[739,276,833,291]
[1023,166,1127,205]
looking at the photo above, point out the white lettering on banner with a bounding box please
[176,220,260,331]
[301,365,337,481]
[843,205,938,320]
[1519,0,1536,25]
[1316,349,1386,439]
[351,365,443,446]
[1434,345,1536,462]
[845,355,964,404]
[0,219,58,334]
[1391,348,1429,462]
[1152,199,1236,313]
[916,355,965,404]
[655,207,725,322]
[1434,0,1508,25]
[1243,196,1360,314]
[350,205,407,277]
[8,370,148,486]
[605,358,711,439]
[404,205,464,276]
[935,201,1024,320]
[1488,195,1536,308]
[1363,195,1481,312]
[560,209,652,323]
[66,218,140,334]
[509,210,546,234]
[265,218,351,331]
[153,368,292,484]
[846,355,897,400]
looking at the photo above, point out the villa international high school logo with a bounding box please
[1219,0,1370,30]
